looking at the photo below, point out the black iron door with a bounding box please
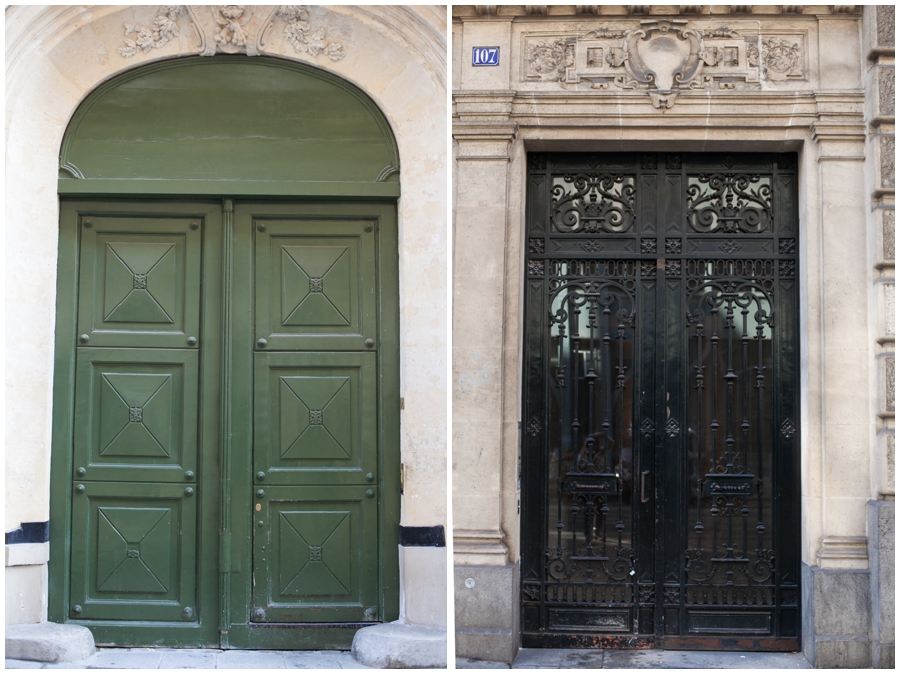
[521,152,800,651]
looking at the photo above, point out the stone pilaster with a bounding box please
[864,4,895,669]
[809,110,870,571]
[452,119,517,567]
[452,117,521,664]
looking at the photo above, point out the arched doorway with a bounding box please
[49,56,401,649]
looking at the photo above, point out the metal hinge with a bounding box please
[400,463,405,495]
[400,397,404,410]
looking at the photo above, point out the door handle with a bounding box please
[641,470,650,503]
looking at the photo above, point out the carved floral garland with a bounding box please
[118,6,183,57]
[118,5,346,61]
[277,5,345,61]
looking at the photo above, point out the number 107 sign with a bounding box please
[472,46,500,66]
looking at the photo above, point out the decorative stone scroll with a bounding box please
[118,5,346,61]
[523,18,806,108]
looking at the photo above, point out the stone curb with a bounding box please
[351,622,447,669]
[5,623,95,663]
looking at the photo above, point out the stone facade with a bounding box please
[452,4,893,667]
[5,2,447,650]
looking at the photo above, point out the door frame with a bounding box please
[48,198,401,649]
[518,151,802,650]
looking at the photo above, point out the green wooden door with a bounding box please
[249,213,381,623]
[61,204,221,646]
[53,200,399,649]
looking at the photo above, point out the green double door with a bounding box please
[55,200,399,648]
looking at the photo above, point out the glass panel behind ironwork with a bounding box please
[546,260,637,631]
[684,260,776,609]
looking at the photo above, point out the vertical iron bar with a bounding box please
[695,321,704,551]
[742,304,751,559]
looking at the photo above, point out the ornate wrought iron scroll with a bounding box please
[552,174,636,233]
[522,152,799,649]
[683,260,777,606]
[686,173,772,233]
[546,260,638,607]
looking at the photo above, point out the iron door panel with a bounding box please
[73,348,199,483]
[253,352,377,486]
[252,486,379,623]
[521,152,800,650]
[76,214,201,349]
[254,218,377,351]
[69,481,197,622]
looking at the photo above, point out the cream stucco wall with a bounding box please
[5,4,447,626]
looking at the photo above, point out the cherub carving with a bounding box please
[213,5,251,51]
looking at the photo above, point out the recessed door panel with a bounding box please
[69,482,197,622]
[251,486,378,623]
[253,352,377,485]
[521,152,800,650]
[73,349,198,483]
[77,215,201,348]
[255,219,377,351]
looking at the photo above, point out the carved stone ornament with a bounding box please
[520,18,816,109]
[118,5,184,57]
[118,5,346,60]
[760,37,803,80]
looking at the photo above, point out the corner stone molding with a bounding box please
[118,5,346,61]
[523,18,806,108]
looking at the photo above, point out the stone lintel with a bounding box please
[455,5,860,19]
[453,122,518,142]
[454,91,868,130]
[454,93,516,119]
[817,535,869,569]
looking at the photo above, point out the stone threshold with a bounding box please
[5,647,372,669]
[459,648,812,669]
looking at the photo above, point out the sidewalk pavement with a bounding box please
[5,648,372,669]
[458,648,812,669]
